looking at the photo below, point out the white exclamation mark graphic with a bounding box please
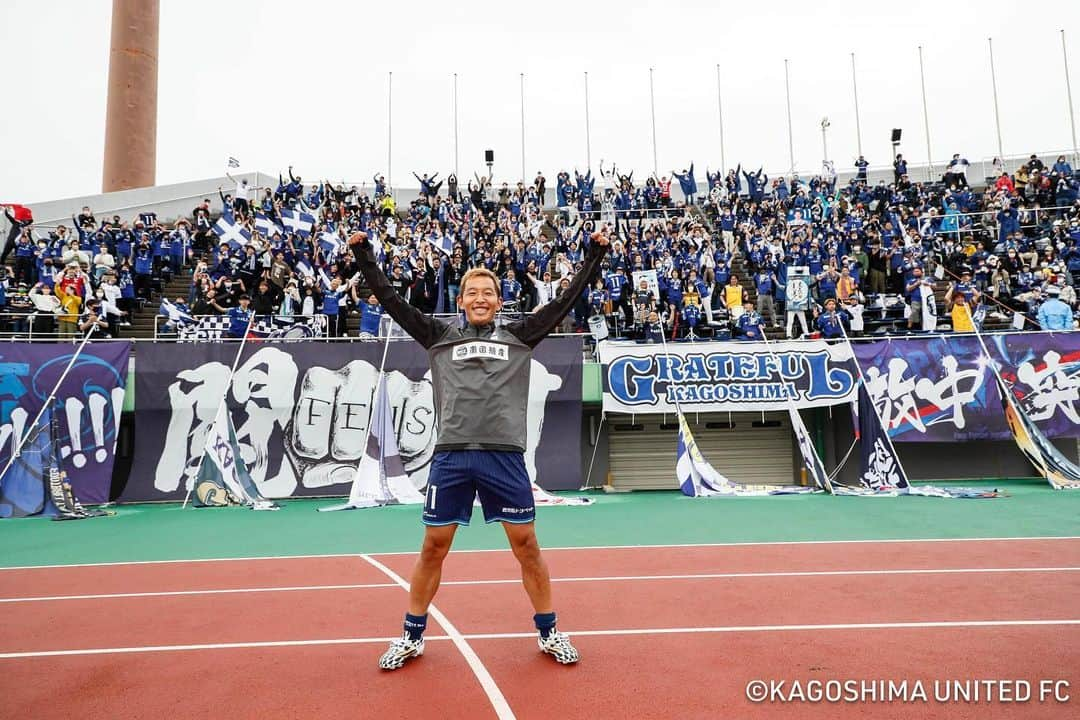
[64,398,86,468]
[0,407,28,458]
[89,393,108,463]
[110,386,125,457]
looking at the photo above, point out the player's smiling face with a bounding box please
[458,276,502,326]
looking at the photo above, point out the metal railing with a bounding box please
[0,311,74,341]
[977,149,1080,181]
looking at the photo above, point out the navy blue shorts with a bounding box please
[423,450,535,526]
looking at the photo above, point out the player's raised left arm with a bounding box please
[510,228,610,348]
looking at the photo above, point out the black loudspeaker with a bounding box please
[485,150,495,163]
[890,128,902,144]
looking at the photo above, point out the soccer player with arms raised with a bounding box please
[349,225,610,670]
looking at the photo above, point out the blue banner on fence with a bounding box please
[0,342,131,504]
[852,331,1080,442]
[123,337,583,502]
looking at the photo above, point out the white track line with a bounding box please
[359,553,517,720]
[463,618,1080,641]
[5,566,1078,604]
[4,619,1079,660]
[0,582,398,604]
[3,535,1079,571]
[0,636,451,659]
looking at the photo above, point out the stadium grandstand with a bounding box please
[3,150,1077,343]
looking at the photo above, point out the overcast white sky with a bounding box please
[2,0,1079,203]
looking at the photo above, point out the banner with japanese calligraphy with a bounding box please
[852,331,1080,442]
[122,338,583,502]
[599,339,859,413]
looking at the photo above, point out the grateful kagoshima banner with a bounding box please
[0,342,131,504]
[123,337,583,502]
[599,339,858,413]
[852,330,1080,442]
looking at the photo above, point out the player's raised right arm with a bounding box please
[349,232,442,348]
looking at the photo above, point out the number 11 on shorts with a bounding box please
[426,484,437,510]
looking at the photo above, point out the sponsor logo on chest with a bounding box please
[453,341,509,361]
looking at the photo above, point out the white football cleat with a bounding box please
[538,630,580,665]
[379,633,425,670]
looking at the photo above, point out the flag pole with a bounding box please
[757,331,834,492]
[837,323,912,484]
[649,67,658,175]
[580,412,606,491]
[784,59,795,175]
[319,322,396,511]
[988,38,1005,162]
[358,324,394,481]
[584,71,592,173]
[850,53,863,157]
[387,71,393,189]
[520,72,526,186]
[650,315,741,493]
[181,312,257,509]
[1063,29,1079,165]
[453,73,459,178]
[0,329,99,485]
[918,46,934,182]
[716,64,727,175]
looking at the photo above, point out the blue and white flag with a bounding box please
[213,210,251,250]
[854,380,909,491]
[254,211,283,238]
[0,409,57,518]
[318,231,342,259]
[280,208,315,238]
[158,299,194,328]
[320,371,425,511]
[433,233,454,256]
[972,303,987,331]
[295,259,315,278]
[840,378,1002,498]
[193,405,277,509]
[788,406,833,492]
[318,267,335,291]
[676,413,735,496]
[677,412,819,497]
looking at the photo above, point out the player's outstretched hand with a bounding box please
[591,226,610,247]
[348,231,368,247]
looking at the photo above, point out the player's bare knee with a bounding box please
[509,531,542,565]
[419,535,453,564]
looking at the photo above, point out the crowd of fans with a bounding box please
[2,150,1079,341]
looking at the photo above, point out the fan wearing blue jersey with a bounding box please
[225,295,252,338]
[350,227,610,671]
[358,293,384,336]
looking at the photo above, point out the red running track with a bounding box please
[1,538,1078,719]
